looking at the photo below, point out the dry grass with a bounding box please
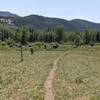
[53,45,100,100]
[0,46,62,100]
[1,45,100,100]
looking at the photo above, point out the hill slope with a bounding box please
[13,15,76,31]
[70,19,100,30]
[0,11,18,17]
[13,15,100,31]
[0,11,100,31]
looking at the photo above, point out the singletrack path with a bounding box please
[44,53,66,100]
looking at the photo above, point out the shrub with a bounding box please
[43,43,47,49]
[33,42,43,48]
[9,44,14,48]
[74,35,82,47]
[1,41,6,46]
[75,77,83,84]
[5,39,15,47]
[90,43,94,47]
[52,43,59,49]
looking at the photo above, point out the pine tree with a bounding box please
[96,31,100,42]
[20,27,27,45]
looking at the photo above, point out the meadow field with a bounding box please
[53,45,100,100]
[0,44,100,100]
[0,45,63,100]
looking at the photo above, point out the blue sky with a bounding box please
[0,0,100,22]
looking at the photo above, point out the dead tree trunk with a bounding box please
[20,45,23,62]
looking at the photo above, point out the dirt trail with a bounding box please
[44,53,66,100]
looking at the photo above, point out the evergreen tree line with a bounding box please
[0,26,100,45]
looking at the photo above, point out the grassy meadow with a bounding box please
[0,45,63,100]
[0,44,100,100]
[53,45,100,100]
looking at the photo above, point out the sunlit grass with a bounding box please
[0,46,62,100]
[54,45,100,100]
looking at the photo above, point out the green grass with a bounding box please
[53,45,100,100]
[1,44,100,100]
[0,46,63,100]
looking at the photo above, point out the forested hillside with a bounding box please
[0,11,18,17]
[13,15,100,31]
[0,11,100,31]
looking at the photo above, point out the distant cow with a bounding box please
[30,47,34,54]
[44,44,47,49]
[53,44,59,49]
